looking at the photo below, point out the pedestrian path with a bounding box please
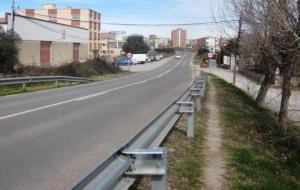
[202,77,227,190]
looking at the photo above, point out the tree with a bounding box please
[122,36,150,54]
[229,0,300,126]
[0,30,20,73]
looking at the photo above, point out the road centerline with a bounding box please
[0,58,184,121]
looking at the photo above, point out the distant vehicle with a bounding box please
[117,58,133,65]
[175,55,181,59]
[148,55,156,62]
[157,54,164,58]
[155,56,161,61]
[131,54,147,64]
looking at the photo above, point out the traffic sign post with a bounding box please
[127,53,133,59]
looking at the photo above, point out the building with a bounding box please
[0,13,8,32]
[197,36,220,53]
[171,28,187,48]
[99,32,124,57]
[148,35,169,49]
[187,39,197,48]
[18,4,101,58]
[5,14,88,66]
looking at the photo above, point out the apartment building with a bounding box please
[99,32,124,57]
[149,35,169,49]
[197,36,220,53]
[171,28,187,48]
[18,4,101,58]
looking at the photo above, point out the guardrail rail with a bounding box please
[0,76,94,89]
[71,71,207,190]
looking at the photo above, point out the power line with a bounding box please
[102,20,238,26]
[17,10,238,27]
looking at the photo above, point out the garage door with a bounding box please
[40,41,51,65]
[73,43,80,61]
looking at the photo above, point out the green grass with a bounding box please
[0,72,133,97]
[0,82,79,96]
[212,76,300,190]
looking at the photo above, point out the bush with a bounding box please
[12,58,120,78]
[0,30,21,73]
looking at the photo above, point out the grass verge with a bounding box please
[0,71,132,96]
[163,103,207,190]
[212,76,300,190]
[132,84,208,190]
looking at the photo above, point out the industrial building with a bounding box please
[18,4,101,58]
[5,14,88,66]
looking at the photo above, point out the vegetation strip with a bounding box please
[212,76,300,190]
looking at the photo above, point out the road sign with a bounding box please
[208,53,214,59]
[127,53,133,59]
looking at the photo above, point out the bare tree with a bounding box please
[229,0,300,126]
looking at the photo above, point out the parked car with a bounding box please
[175,55,181,59]
[131,54,147,64]
[117,58,133,65]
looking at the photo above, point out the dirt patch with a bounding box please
[202,78,227,190]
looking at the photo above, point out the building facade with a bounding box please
[148,35,169,49]
[197,36,220,53]
[6,14,88,66]
[18,4,101,58]
[171,28,187,48]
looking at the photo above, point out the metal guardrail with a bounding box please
[71,72,207,190]
[0,76,94,89]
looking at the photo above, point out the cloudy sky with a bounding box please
[0,0,236,39]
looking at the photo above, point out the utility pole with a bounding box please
[233,14,243,85]
[11,0,15,32]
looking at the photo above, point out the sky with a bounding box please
[0,0,236,39]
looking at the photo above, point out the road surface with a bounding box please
[0,52,193,190]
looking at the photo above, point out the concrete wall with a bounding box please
[18,41,41,66]
[18,40,88,66]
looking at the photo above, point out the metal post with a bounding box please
[11,0,15,32]
[22,83,26,90]
[187,112,195,138]
[55,81,59,87]
[190,88,201,111]
[123,147,167,190]
[151,149,167,190]
[177,102,195,138]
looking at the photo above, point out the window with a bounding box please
[48,15,57,22]
[89,22,92,29]
[94,23,97,30]
[72,14,80,20]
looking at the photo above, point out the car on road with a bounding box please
[117,58,133,65]
[175,55,181,59]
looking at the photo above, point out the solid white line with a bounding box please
[0,58,183,121]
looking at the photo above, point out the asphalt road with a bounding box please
[0,52,193,190]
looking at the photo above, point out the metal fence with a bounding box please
[71,72,207,190]
[0,76,94,89]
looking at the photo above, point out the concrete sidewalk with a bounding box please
[196,67,300,125]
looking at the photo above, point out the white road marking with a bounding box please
[0,58,184,121]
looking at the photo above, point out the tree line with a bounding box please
[224,0,300,127]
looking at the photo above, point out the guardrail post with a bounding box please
[22,83,26,90]
[190,88,202,111]
[55,81,59,87]
[177,102,195,138]
[122,147,167,190]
